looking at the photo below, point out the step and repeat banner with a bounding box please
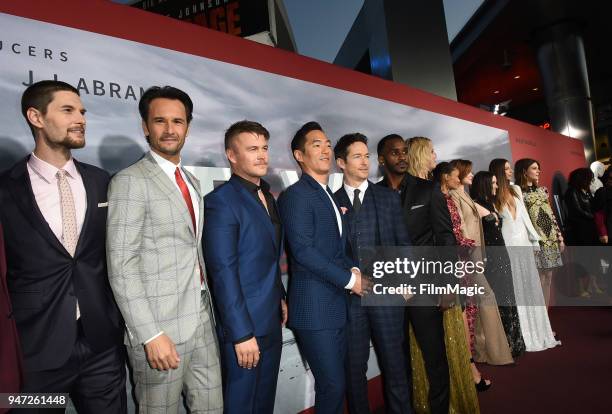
[0,1,585,413]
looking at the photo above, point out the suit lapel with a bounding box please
[8,158,70,257]
[142,153,195,238]
[335,187,352,218]
[303,174,340,239]
[73,161,94,257]
[183,168,203,240]
[229,177,277,249]
[458,190,478,217]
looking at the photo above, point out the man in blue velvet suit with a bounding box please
[204,120,287,413]
[333,133,412,414]
[278,121,366,414]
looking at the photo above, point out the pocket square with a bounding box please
[98,202,108,207]
[410,204,424,210]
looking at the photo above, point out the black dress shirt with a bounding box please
[232,174,281,248]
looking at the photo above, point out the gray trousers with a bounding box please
[127,293,223,413]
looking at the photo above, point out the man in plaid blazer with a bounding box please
[333,133,412,414]
[107,86,222,413]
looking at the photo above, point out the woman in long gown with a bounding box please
[449,159,513,366]
[471,171,526,357]
[514,158,564,309]
[407,151,482,414]
[489,159,560,352]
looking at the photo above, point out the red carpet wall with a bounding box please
[0,1,586,413]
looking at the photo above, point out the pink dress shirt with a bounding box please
[27,153,87,242]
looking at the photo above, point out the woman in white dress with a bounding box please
[488,159,560,352]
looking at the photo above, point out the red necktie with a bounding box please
[175,167,203,284]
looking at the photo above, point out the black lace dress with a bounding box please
[475,198,526,357]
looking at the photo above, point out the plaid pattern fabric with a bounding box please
[127,294,222,413]
[107,153,210,347]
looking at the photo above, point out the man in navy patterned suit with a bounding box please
[278,121,366,414]
[333,133,412,414]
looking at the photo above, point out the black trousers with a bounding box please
[19,322,127,413]
[405,303,450,414]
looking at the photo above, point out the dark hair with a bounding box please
[514,158,540,191]
[224,120,270,150]
[470,171,495,204]
[291,121,323,156]
[138,86,193,123]
[334,133,368,160]
[449,159,472,181]
[489,158,518,210]
[432,161,457,183]
[376,134,404,156]
[21,80,80,137]
[568,167,594,191]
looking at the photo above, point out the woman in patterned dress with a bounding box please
[514,159,564,309]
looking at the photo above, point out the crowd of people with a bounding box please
[0,80,608,414]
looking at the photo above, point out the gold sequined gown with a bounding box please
[409,303,480,414]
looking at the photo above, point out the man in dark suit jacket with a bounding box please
[0,222,23,409]
[333,133,412,414]
[204,120,286,414]
[278,122,366,414]
[0,81,125,412]
[377,134,452,414]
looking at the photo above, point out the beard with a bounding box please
[45,131,86,150]
[62,134,86,149]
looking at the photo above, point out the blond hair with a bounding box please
[407,136,433,177]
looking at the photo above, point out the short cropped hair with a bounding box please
[377,134,404,156]
[291,121,323,155]
[334,133,368,161]
[21,80,80,137]
[224,120,270,149]
[138,86,193,123]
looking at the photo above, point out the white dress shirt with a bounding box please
[343,180,369,206]
[27,153,87,319]
[317,181,358,290]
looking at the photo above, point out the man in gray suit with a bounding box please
[107,86,223,413]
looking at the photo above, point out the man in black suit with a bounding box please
[0,80,126,412]
[333,133,412,414]
[378,134,452,414]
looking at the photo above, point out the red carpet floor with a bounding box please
[477,307,612,414]
[307,307,612,414]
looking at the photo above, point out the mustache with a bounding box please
[160,133,179,140]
